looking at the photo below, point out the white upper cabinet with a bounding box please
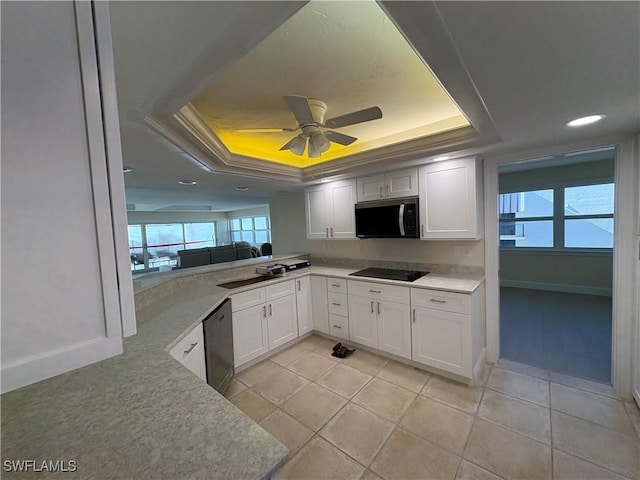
[357,168,418,202]
[418,158,483,239]
[305,179,357,239]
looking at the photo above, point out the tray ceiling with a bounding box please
[189,1,470,168]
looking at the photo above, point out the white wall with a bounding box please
[1,1,127,392]
[226,206,270,219]
[270,192,484,267]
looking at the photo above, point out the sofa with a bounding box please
[176,242,252,269]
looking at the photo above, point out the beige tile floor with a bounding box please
[227,335,640,480]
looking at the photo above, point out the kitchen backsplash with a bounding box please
[309,255,484,276]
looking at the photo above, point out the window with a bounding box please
[128,222,216,271]
[230,215,271,244]
[499,183,613,249]
[564,184,614,248]
[499,189,554,247]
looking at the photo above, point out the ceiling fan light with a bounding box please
[289,135,306,156]
[310,132,330,154]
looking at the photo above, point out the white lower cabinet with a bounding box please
[170,323,207,381]
[267,294,298,350]
[377,300,411,359]
[311,276,329,333]
[411,307,469,376]
[347,281,411,359]
[232,303,269,367]
[410,286,484,379]
[348,295,379,348]
[296,276,313,336]
[231,280,297,367]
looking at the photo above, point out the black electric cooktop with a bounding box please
[349,268,428,282]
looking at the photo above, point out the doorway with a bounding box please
[497,148,615,383]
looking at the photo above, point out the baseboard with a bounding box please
[500,279,612,297]
[1,336,123,393]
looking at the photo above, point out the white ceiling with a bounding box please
[110,1,640,212]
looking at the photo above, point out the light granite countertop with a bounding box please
[1,255,483,479]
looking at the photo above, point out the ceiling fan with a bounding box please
[238,95,382,158]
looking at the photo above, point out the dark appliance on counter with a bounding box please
[349,267,428,282]
[202,298,234,394]
[355,196,419,238]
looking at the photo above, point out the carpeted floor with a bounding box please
[499,287,612,383]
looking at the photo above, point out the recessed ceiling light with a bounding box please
[123,166,133,173]
[178,180,197,185]
[320,179,329,183]
[566,114,605,127]
[432,156,450,162]
[235,186,249,191]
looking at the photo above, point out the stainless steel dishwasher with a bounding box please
[202,298,234,394]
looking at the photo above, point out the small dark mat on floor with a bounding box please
[331,342,356,358]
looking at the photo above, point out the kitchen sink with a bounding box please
[217,276,277,289]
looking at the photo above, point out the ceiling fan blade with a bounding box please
[283,95,315,125]
[324,131,358,146]
[324,106,382,129]
[236,128,295,133]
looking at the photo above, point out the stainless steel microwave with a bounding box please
[355,197,419,238]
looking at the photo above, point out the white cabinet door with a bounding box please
[348,295,378,348]
[377,300,411,359]
[328,179,357,238]
[357,174,385,202]
[233,304,269,367]
[296,277,313,336]
[267,294,298,350]
[311,276,329,333]
[183,342,207,381]
[411,306,471,377]
[170,323,206,381]
[386,168,418,199]
[419,158,481,239]
[306,184,330,239]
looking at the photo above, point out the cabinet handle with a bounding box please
[377,302,380,315]
[412,309,416,323]
[297,280,301,291]
[268,304,272,315]
[429,299,447,304]
[380,185,383,197]
[332,324,342,329]
[370,300,374,313]
[369,289,381,294]
[331,302,341,306]
[330,227,334,237]
[421,224,424,237]
[262,305,267,317]
[184,342,198,355]
[326,227,329,238]
[331,283,341,287]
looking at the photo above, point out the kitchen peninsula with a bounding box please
[1,254,483,479]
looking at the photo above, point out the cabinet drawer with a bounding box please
[231,288,265,312]
[328,292,348,317]
[265,280,295,301]
[327,277,347,294]
[347,280,409,304]
[329,314,349,339]
[411,288,470,314]
[170,323,204,364]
